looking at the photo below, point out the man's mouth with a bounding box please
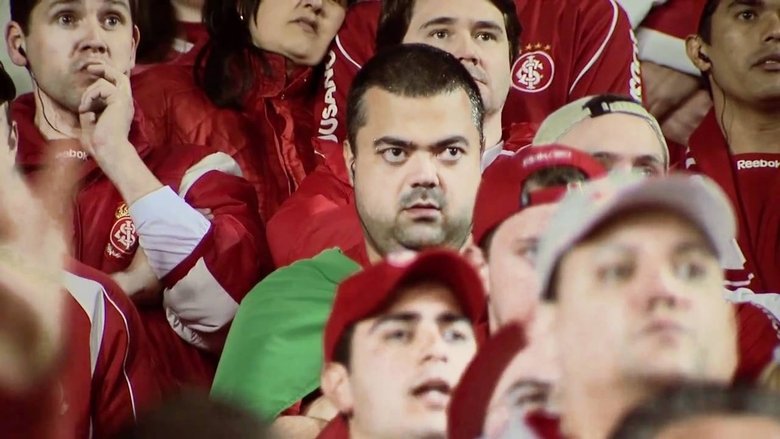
[411,378,452,409]
[402,202,441,220]
[754,52,780,70]
[640,319,687,340]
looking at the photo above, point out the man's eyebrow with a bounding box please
[437,311,470,325]
[104,0,131,12]
[431,135,471,149]
[47,0,78,9]
[374,137,414,150]
[674,240,717,258]
[374,136,472,150]
[369,312,419,334]
[633,155,664,166]
[473,20,504,34]
[419,16,456,30]
[728,0,764,9]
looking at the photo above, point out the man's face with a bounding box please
[704,0,780,106]
[15,0,138,112]
[347,282,478,438]
[556,114,666,176]
[555,210,737,388]
[350,88,482,256]
[658,415,780,439]
[487,204,557,329]
[251,0,347,66]
[402,0,511,117]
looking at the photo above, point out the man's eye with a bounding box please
[429,30,449,39]
[675,261,707,281]
[737,10,757,20]
[381,148,407,163]
[443,328,469,342]
[57,13,76,26]
[104,15,122,27]
[599,263,635,284]
[515,243,538,262]
[439,147,463,162]
[384,329,412,342]
[476,32,497,42]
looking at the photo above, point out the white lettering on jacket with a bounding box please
[318,50,339,142]
[736,159,780,170]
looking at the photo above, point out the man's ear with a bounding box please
[321,362,354,415]
[128,25,141,72]
[343,140,356,186]
[686,35,712,73]
[6,22,28,68]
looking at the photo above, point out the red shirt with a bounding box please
[314,0,641,145]
[685,111,780,381]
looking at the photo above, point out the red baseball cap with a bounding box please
[448,323,527,439]
[693,0,712,30]
[472,144,606,247]
[323,249,487,363]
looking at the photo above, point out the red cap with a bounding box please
[472,144,606,247]
[323,249,487,363]
[448,323,527,439]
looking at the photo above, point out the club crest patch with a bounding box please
[512,44,555,93]
[106,202,138,259]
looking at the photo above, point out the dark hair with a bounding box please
[0,64,16,124]
[375,0,522,65]
[698,0,720,44]
[11,0,137,33]
[195,0,265,109]
[135,0,179,64]
[117,390,269,439]
[346,44,485,153]
[610,383,780,439]
[332,325,355,369]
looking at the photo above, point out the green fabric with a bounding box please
[211,249,360,420]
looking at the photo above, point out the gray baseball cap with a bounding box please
[536,172,738,300]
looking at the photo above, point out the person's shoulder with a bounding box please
[245,250,360,299]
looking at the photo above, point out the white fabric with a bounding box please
[637,27,699,75]
[724,288,780,327]
[63,272,106,376]
[129,186,211,279]
[177,152,243,199]
[481,142,505,172]
[163,258,240,352]
[615,0,669,28]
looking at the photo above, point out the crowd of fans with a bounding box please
[1,0,780,437]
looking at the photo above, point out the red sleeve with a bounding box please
[160,168,273,352]
[267,164,362,267]
[735,303,778,383]
[0,379,64,439]
[641,0,697,39]
[569,0,643,103]
[312,1,380,149]
[85,268,162,438]
[636,0,700,74]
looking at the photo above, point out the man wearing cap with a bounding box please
[318,249,485,438]
[532,94,670,174]
[684,0,780,381]
[536,173,740,438]
[213,45,486,433]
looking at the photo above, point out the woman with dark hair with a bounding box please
[135,0,207,68]
[132,0,349,220]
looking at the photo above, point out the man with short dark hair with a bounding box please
[5,0,272,390]
[536,173,741,438]
[684,0,780,381]
[213,45,486,434]
[318,249,485,439]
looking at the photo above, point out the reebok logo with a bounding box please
[736,159,780,170]
[55,149,89,161]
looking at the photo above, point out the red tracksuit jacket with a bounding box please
[314,0,641,144]
[686,110,780,382]
[63,261,161,438]
[13,94,273,389]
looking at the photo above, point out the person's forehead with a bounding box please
[38,0,132,9]
[574,209,710,253]
[383,281,462,314]
[409,0,506,28]
[496,204,557,241]
[359,88,479,142]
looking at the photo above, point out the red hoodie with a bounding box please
[12,94,273,389]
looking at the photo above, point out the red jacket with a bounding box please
[63,261,161,438]
[315,0,641,144]
[685,110,780,381]
[13,94,273,388]
[132,51,318,221]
